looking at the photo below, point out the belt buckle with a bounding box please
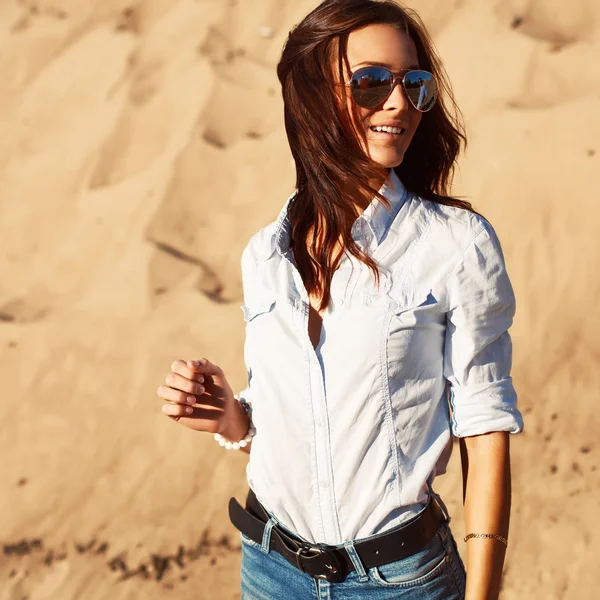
[294,543,343,583]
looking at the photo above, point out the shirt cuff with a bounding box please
[449,378,524,438]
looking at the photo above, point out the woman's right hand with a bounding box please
[156,358,238,434]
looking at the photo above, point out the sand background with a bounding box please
[1,0,598,598]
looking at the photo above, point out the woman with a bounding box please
[156,1,524,598]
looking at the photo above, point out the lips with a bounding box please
[369,125,406,136]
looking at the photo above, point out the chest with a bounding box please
[244,244,444,358]
[242,209,451,366]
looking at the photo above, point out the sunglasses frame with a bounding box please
[344,66,437,112]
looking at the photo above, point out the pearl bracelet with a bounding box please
[213,394,256,450]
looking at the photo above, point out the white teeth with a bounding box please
[371,125,404,135]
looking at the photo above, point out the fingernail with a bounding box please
[192,361,200,366]
[187,395,195,404]
[185,407,193,414]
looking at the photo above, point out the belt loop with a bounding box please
[429,486,451,524]
[343,541,369,582]
[261,517,277,554]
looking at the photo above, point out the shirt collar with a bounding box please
[265,168,407,261]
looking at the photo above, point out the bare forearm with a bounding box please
[460,431,511,600]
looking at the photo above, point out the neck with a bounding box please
[342,167,392,214]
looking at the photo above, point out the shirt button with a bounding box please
[320,480,329,489]
[315,418,322,428]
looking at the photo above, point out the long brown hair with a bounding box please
[276,0,472,311]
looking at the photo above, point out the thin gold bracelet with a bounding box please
[464,533,508,547]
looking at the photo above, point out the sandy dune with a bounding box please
[1,0,599,598]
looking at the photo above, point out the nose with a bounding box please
[382,78,409,112]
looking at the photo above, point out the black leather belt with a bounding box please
[229,488,448,583]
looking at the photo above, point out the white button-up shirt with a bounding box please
[238,168,524,545]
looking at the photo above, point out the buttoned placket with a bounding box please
[281,219,375,544]
[283,246,339,542]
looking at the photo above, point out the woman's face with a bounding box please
[340,24,423,169]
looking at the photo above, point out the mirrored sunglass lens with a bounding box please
[350,67,393,108]
[404,71,437,111]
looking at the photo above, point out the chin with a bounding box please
[369,148,405,169]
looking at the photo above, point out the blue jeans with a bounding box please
[240,520,466,599]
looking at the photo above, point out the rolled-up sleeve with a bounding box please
[443,220,524,438]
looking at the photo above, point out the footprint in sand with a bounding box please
[0,295,49,324]
[496,0,598,46]
[198,25,280,149]
[196,0,286,149]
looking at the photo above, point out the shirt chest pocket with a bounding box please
[385,287,444,380]
[389,287,437,319]
[240,297,277,364]
[387,288,443,338]
[241,298,277,323]
[363,287,435,317]
[363,286,442,351]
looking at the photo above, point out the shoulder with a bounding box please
[242,189,298,268]
[242,222,277,265]
[407,193,500,257]
[241,223,278,280]
[409,196,513,303]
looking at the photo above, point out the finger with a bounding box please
[171,360,205,383]
[162,402,195,417]
[157,387,226,410]
[162,403,225,422]
[185,358,223,377]
[156,385,196,405]
[164,372,205,396]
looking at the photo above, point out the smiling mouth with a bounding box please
[369,125,406,136]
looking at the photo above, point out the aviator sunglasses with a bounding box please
[345,66,438,112]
